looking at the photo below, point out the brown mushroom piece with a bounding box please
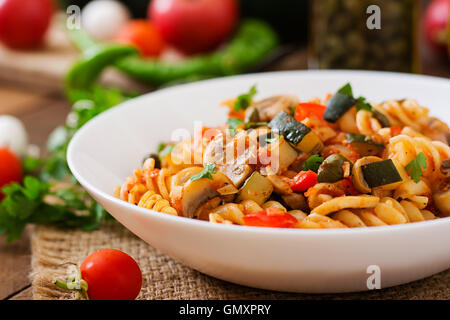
[433,189,450,217]
[203,131,255,187]
[249,95,299,122]
[180,171,237,218]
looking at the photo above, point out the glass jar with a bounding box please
[309,0,420,72]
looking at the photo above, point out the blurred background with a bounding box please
[0,0,449,149]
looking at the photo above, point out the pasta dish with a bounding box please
[115,83,450,229]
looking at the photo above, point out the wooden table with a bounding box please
[0,41,449,300]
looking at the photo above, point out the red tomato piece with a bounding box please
[80,249,142,300]
[390,126,402,137]
[116,20,165,57]
[0,0,54,49]
[149,0,238,55]
[0,148,22,198]
[294,103,327,122]
[243,208,297,228]
[290,170,318,192]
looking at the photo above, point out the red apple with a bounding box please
[423,0,449,56]
[149,0,238,55]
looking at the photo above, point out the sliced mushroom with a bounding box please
[203,131,255,187]
[177,170,235,218]
[282,193,307,211]
[250,95,298,122]
[433,189,450,217]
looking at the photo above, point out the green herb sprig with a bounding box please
[190,164,217,181]
[405,152,427,183]
[0,88,128,242]
[302,154,324,172]
[234,85,257,111]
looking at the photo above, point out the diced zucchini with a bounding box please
[268,135,298,171]
[346,133,385,156]
[236,172,274,205]
[317,154,352,183]
[269,111,321,153]
[295,131,322,153]
[324,93,357,123]
[372,110,390,127]
[361,159,403,188]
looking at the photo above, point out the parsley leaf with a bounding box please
[190,164,217,181]
[356,96,372,111]
[405,152,427,183]
[302,154,324,172]
[226,118,244,136]
[234,85,257,111]
[338,83,353,96]
[157,142,166,153]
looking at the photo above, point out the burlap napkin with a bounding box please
[31,222,449,300]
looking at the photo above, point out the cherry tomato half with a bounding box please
[80,249,142,300]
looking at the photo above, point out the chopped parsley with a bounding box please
[190,164,217,181]
[234,85,257,111]
[226,118,244,136]
[356,96,372,111]
[405,152,427,183]
[302,154,324,172]
[337,83,372,112]
[337,83,354,96]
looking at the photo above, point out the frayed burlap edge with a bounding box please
[31,222,449,300]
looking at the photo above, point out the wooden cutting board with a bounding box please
[0,14,148,94]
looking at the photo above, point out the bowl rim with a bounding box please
[67,69,450,237]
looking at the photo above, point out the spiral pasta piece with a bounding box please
[356,110,382,135]
[389,135,450,181]
[311,195,380,216]
[376,99,429,130]
[138,190,178,215]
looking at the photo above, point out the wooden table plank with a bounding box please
[0,228,31,300]
[8,286,32,300]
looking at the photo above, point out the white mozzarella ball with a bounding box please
[0,115,28,157]
[82,0,131,41]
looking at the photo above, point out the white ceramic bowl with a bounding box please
[68,70,450,293]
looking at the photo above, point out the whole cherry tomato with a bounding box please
[80,249,142,300]
[116,20,165,57]
[0,148,22,198]
[0,0,54,49]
